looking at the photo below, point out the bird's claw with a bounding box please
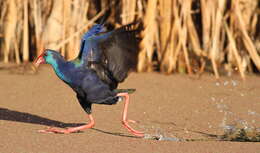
[122,120,144,137]
[127,119,139,124]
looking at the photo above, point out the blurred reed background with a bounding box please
[0,0,259,78]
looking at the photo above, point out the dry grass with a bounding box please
[0,0,259,78]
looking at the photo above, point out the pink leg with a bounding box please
[39,114,95,134]
[117,93,144,137]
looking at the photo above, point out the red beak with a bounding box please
[34,52,46,67]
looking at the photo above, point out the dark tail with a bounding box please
[97,89,136,105]
[113,89,136,94]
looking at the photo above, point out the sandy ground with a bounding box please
[0,65,260,153]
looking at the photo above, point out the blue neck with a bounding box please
[49,58,69,83]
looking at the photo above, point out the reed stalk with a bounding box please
[23,0,29,62]
[0,0,259,78]
[122,0,136,24]
[138,0,158,72]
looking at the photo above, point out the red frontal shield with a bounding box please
[34,52,46,67]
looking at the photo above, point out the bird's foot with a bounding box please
[38,122,95,134]
[38,127,74,134]
[122,120,144,137]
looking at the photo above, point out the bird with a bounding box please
[34,21,144,137]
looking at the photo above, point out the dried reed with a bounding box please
[0,0,259,78]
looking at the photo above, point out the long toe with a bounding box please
[38,129,54,134]
[122,121,144,137]
[127,119,140,124]
[38,127,71,134]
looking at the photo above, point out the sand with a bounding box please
[0,65,259,153]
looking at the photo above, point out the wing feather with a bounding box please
[96,21,141,83]
[80,21,142,89]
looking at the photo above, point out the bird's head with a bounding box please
[34,49,61,67]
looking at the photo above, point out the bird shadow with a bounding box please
[0,107,141,139]
[91,128,140,139]
[0,107,84,128]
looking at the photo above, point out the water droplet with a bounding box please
[158,136,180,141]
[231,80,237,86]
[222,125,236,132]
[223,81,229,86]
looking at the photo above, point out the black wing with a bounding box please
[88,21,141,90]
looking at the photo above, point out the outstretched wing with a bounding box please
[87,21,141,89]
[98,22,141,82]
[77,24,106,60]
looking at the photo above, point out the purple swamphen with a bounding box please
[34,22,144,137]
